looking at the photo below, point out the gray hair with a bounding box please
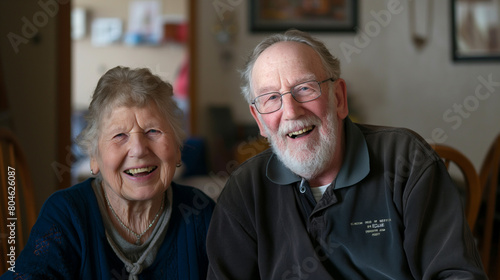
[240,29,341,104]
[76,66,186,157]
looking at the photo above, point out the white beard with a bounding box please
[263,110,338,180]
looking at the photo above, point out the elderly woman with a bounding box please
[1,66,215,279]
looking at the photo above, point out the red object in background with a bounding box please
[163,22,188,43]
[174,55,189,99]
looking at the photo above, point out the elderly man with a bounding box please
[206,29,486,279]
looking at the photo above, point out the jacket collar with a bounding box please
[266,117,370,189]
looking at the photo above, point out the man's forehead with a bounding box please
[251,43,323,94]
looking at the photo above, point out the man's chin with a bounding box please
[274,149,317,175]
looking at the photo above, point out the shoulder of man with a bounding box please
[216,148,276,205]
[356,122,437,159]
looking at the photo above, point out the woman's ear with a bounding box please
[90,156,100,175]
[176,146,182,166]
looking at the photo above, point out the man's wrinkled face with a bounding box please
[249,41,342,179]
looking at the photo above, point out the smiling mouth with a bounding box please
[287,126,314,139]
[124,166,157,177]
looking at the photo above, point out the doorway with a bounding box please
[69,0,196,184]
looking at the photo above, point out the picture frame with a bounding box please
[250,0,358,33]
[451,0,500,61]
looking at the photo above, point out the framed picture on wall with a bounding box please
[451,0,500,61]
[250,0,358,33]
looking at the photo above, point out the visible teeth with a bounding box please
[125,166,155,175]
[288,126,313,137]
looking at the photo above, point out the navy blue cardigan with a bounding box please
[1,178,215,279]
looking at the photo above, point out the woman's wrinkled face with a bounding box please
[91,102,180,201]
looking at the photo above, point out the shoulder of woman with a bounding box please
[40,178,98,221]
[172,182,214,202]
[170,182,215,214]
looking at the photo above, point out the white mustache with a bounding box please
[277,115,321,136]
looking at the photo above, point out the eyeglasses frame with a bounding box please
[251,77,336,114]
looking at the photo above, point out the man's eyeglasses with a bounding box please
[251,78,335,114]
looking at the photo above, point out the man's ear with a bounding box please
[334,78,349,119]
[250,104,268,138]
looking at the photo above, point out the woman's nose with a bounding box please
[128,133,149,158]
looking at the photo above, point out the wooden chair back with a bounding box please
[431,144,482,230]
[0,128,37,273]
[477,134,500,276]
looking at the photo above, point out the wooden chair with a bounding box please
[234,136,270,164]
[430,144,482,230]
[0,128,37,273]
[476,134,500,277]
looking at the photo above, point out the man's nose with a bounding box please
[281,92,304,120]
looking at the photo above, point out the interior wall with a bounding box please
[0,1,59,211]
[72,0,187,110]
[197,0,500,169]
